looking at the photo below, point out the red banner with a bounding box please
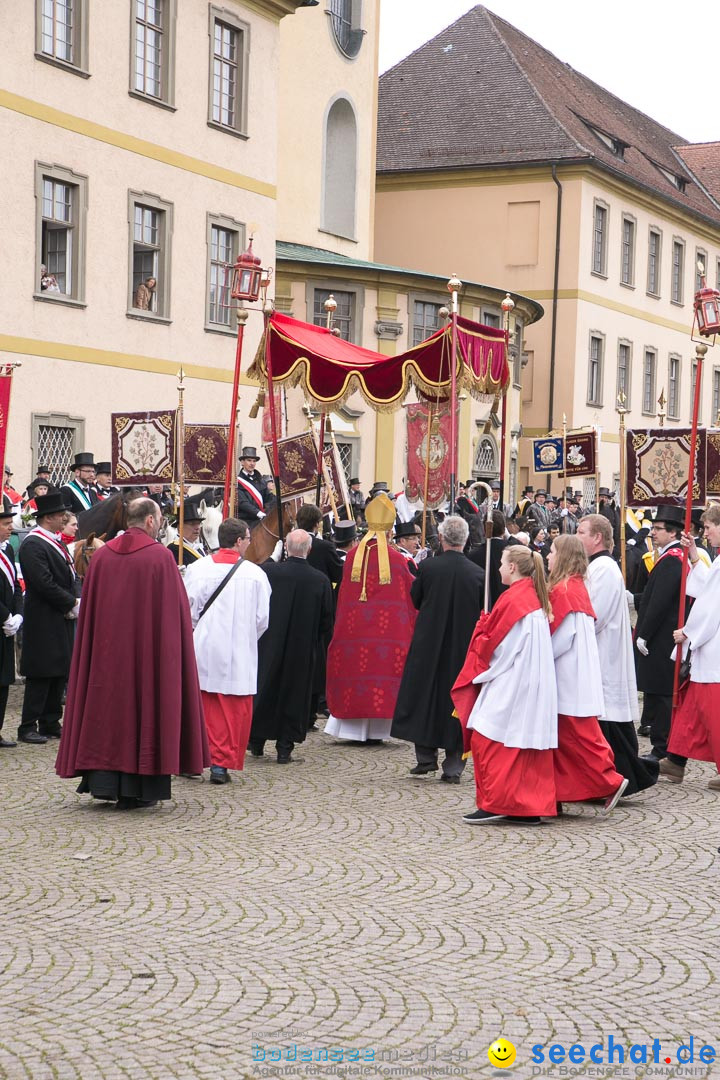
[320,445,351,516]
[405,403,452,509]
[267,432,319,499]
[563,431,596,478]
[184,424,228,483]
[626,428,706,507]
[0,374,13,480]
[112,410,176,485]
[261,392,284,444]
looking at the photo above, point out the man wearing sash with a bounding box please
[236,447,274,527]
[0,506,23,747]
[93,462,118,501]
[167,503,208,566]
[17,491,78,744]
[61,452,99,515]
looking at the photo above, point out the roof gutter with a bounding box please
[548,163,562,434]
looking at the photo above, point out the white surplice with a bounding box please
[467,609,558,749]
[674,557,720,682]
[551,611,605,717]
[184,556,271,696]
[586,555,639,723]
[324,715,392,741]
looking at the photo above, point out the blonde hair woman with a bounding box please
[547,535,627,814]
[452,545,557,825]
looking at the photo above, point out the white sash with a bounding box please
[237,474,264,510]
[28,528,76,577]
[0,546,15,590]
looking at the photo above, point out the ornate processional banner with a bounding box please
[0,373,13,480]
[183,424,229,484]
[532,437,563,473]
[267,431,321,500]
[563,431,597,478]
[111,411,176,485]
[405,403,452,510]
[626,428,706,507]
[321,444,351,517]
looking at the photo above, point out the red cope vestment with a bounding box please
[549,576,625,802]
[56,528,208,779]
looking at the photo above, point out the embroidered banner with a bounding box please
[112,411,176,485]
[563,431,596,478]
[533,437,563,473]
[183,424,229,483]
[261,393,285,445]
[0,373,13,480]
[320,444,351,517]
[405,403,452,509]
[706,429,720,494]
[626,428,706,507]
[267,432,321,499]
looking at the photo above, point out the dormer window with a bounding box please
[580,118,627,159]
[653,162,688,192]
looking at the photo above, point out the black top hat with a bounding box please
[599,487,612,497]
[95,462,111,475]
[395,521,420,539]
[691,508,705,528]
[35,491,71,517]
[239,446,260,461]
[37,465,51,474]
[349,478,360,486]
[3,465,11,475]
[182,502,205,523]
[334,520,357,543]
[370,481,389,493]
[535,489,547,497]
[523,485,534,494]
[490,480,501,490]
[653,504,685,529]
[72,452,95,469]
[0,504,14,520]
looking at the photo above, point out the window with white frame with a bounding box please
[592,202,608,276]
[647,229,661,295]
[131,0,176,106]
[36,0,88,73]
[412,301,442,346]
[35,163,87,302]
[671,239,684,304]
[691,359,703,422]
[616,341,631,408]
[208,8,249,136]
[128,192,173,318]
[696,249,707,292]
[587,333,604,406]
[668,354,681,419]
[313,289,354,342]
[206,214,244,330]
[713,367,720,426]
[32,412,86,485]
[621,216,635,285]
[642,349,657,415]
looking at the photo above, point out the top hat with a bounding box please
[370,481,389,493]
[37,465,51,474]
[3,466,11,475]
[334,520,357,544]
[691,508,705,528]
[490,480,501,490]
[239,446,260,461]
[349,478,360,486]
[72,452,95,469]
[95,462,111,475]
[523,485,534,494]
[395,521,420,539]
[599,486,612,497]
[653,504,685,528]
[182,502,205,523]
[535,489,547,497]
[35,491,71,517]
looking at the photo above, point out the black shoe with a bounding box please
[277,755,304,764]
[209,766,231,784]
[0,736,17,748]
[39,726,62,739]
[409,762,438,775]
[463,808,506,824]
[18,732,48,744]
[641,752,661,765]
[135,799,158,808]
[508,816,542,825]
[115,797,138,810]
[365,739,385,746]
[248,744,264,757]
[637,724,651,737]
[439,774,460,784]
[307,724,319,733]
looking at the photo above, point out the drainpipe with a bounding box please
[548,164,562,436]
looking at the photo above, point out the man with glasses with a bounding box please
[61,453,99,515]
[394,521,421,575]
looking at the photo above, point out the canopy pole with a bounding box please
[617,391,628,583]
[672,342,706,708]
[176,367,185,568]
[264,304,284,545]
[447,274,462,512]
[223,309,249,518]
[470,481,493,612]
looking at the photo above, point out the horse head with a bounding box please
[73,532,105,578]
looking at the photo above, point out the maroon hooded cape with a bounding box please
[56,529,208,778]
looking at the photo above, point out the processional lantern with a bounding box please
[229,238,267,304]
[693,260,720,338]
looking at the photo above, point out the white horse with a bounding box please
[200,500,222,552]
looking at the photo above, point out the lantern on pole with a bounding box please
[230,238,263,303]
[692,260,720,339]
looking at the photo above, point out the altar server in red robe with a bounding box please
[325,493,416,743]
[546,535,628,813]
[452,545,557,824]
[56,497,208,809]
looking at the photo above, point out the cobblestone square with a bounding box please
[1,685,718,1080]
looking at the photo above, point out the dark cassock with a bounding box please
[468,536,504,610]
[250,556,333,761]
[307,532,344,718]
[0,525,23,745]
[391,551,484,777]
[18,522,77,741]
[55,528,208,803]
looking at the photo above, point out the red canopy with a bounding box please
[249,312,509,410]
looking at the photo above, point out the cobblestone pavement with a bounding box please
[2,684,719,1080]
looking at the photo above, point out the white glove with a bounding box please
[270,540,283,562]
[625,590,635,612]
[636,637,649,656]
[560,508,569,517]
[258,511,266,520]
[2,614,21,637]
[65,599,81,621]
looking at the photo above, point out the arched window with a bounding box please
[328,0,364,59]
[322,97,357,240]
[474,435,498,477]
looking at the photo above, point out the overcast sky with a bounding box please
[379,1,716,144]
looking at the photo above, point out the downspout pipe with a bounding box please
[548,164,562,441]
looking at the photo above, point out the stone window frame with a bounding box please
[128,0,178,112]
[691,358,703,424]
[620,212,636,288]
[204,212,245,335]
[667,353,681,420]
[207,5,251,141]
[586,330,605,407]
[34,161,88,307]
[31,411,86,484]
[671,236,685,305]
[695,248,708,293]
[642,347,657,416]
[127,189,174,324]
[305,278,364,346]
[712,366,720,426]
[408,291,444,347]
[320,94,358,242]
[35,0,90,78]
[591,198,609,278]
[326,0,365,61]
[616,338,632,411]
[647,226,662,298]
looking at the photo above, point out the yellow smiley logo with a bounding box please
[488,1038,516,1068]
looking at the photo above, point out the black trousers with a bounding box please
[641,692,673,758]
[249,736,295,760]
[0,684,8,731]
[19,676,65,737]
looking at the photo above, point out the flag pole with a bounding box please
[223,309,249,518]
[672,342,707,707]
[316,295,337,507]
[176,366,185,569]
[617,391,628,584]
[263,302,284,545]
[447,274,462,512]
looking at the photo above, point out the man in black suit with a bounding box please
[236,446,275,527]
[61,452,100,515]
[250,530,333,763]
[0,506,23,747]
[17,491,78,744]
[634,504,687,771]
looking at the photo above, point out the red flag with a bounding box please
[0,374,13,479]
[405,403,452,509]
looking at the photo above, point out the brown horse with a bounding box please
[73,532,105,581]
[76,490,145,541]
[245,499,300,564]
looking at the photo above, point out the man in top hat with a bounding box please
[479,480,512,520]
[17,490,78,744]
[93,462,117,501]
[333,519,357,560]
[349,478,365,526]
[3,465,21,508]
[0,504,23,747]
[455,482,480,521]
[526,489,551,530]
[633,504,689,772]
[512,485,534,519]
[366,481,396,505]
[167,502,208,566]
[236,447,274,527]
[394,521,422,575]
[61,453,99,515]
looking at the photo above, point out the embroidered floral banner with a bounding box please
[267,432,321,499]
[184,424,229,483]
[705,429,720,494]
[112,411,175,485]
[626,428,706,507]
[405,403,452,509]
[320,444,351,517]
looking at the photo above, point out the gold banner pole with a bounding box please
[617,392,628,583]
[176,366,186,568]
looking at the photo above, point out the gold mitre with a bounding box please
[351,492,396,599]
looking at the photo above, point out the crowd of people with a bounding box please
[3,456,719,828]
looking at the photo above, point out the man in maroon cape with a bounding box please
[56,497,208,809]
